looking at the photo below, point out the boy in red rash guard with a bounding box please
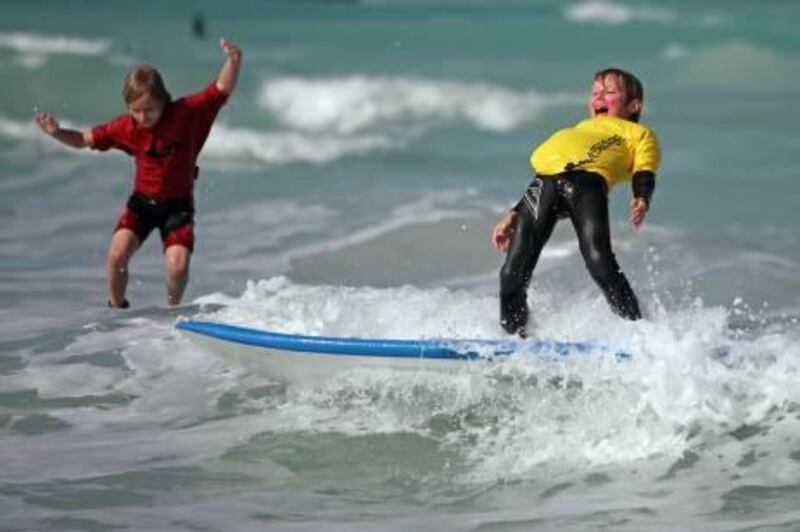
[35,39,243,308]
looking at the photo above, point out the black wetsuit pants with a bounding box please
[499,171,641,334]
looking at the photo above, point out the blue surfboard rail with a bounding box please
[176,320,631,360]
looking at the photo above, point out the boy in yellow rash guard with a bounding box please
[491,68,661,336]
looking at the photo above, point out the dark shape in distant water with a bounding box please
[192,14,206,39]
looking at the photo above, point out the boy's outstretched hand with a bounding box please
[35,111,60,136]
[492,211,517,252]
[220,38,242,64]
[216,38,243,95]
[629,197,648,229]
[33,111,91,148]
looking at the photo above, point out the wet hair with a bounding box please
[593,67,644,122]
[122,65,172,105]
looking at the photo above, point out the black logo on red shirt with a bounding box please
[147,137,179,158]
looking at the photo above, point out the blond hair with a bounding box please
[122,65,171,105]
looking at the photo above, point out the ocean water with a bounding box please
[1,0,800,530]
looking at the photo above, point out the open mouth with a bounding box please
[593,106,609,116]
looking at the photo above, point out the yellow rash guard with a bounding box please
[530,116,661,190]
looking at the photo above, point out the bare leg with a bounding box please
[106,229,140,307]
[164,245,191,306]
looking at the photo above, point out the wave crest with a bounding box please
[564,1,674,25]
[258,76,581,133]
[0,114,40,141]
[204,124,396,165]
[0,31,110,56]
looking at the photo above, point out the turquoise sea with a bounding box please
[1,1,800,530]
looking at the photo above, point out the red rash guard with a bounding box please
[91,83,228,201]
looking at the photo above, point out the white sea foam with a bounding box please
[4,275,798,491]
[196,276,501,339]
[203,123,396,165]
[564,1,675,25]
[258,76,582,133]
[0,31,111,56]
[191,277,800,482]
[0,114,41,141]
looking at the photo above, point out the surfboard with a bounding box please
[177,320,630,383]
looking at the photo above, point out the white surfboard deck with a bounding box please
[177,320,630,384]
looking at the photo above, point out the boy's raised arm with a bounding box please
[216,38,243,96]
[35,111,92,149]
